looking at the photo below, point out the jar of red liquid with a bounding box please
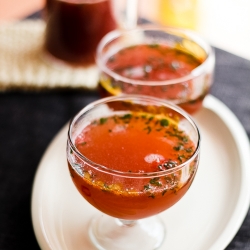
[44,0,117,67]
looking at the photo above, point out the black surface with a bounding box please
[0,47,250,250]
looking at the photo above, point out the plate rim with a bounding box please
[202,95,250,250]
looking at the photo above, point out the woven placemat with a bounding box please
[0,20,99,91]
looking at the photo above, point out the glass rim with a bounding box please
[68,94,201,178]
[96,24,215,87]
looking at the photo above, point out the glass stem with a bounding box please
[117,218,137,227]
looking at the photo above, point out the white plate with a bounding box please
[31,95,250,250]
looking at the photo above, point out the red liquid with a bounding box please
[45,0,116,66]
[99,44,210,114]
[68,113,199,219]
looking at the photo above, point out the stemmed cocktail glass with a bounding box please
[67,95,200,249]
[96,25,215,114]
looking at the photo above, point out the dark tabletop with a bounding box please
[0,42,250,250]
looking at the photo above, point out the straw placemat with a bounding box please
[0,19,99,91]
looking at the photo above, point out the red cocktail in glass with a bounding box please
[96,26,215,114]
[67,95,200,249]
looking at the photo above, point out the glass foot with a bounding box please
[89,214,165,250]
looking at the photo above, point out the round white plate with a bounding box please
[31,95,250,250]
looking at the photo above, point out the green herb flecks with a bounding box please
[100,117,108,125]
[148,44,159,49]
[165,131,189,143]
[148,193,155,199]
[144,126,152,134]
[80,142,87,146]
[102,183,110,192]
[162,189,167,196]
[178,154,186,163]
[112,116,119,124]
[121,114,132,120]
[171,187,178,194]
[185,147,193,153]
[149,177,162,186]
[145,116,154,125]
[156,128,162,132]
[160,119,169,127]
[158,160,177,171]
[173,144,184,151]
[165,174,177,187]
[182,136,189,143]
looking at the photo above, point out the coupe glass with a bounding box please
[67,95,200,250]
[96,25,215,114]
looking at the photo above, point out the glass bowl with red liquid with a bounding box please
[67,94,200,250]
[96,25,215,114]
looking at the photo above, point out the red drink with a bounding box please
[68,112,198,220]
[67,95,201,249]
[44,0,116,66]
[106,45,202,81]
[99,44,209,114]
